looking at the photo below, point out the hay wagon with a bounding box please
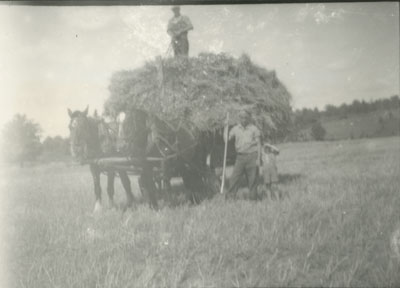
[97,53,292,202]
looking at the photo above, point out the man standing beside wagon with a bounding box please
[224,110,262,201]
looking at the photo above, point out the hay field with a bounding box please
[1,137,400,287]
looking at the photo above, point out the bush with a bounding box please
[1,114,42,166]
[311,121,326,141]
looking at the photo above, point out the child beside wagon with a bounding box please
[259,142,281,200]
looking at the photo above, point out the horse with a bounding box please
[119,108,220,207]
[67,107,135,213]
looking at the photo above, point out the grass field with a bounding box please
[1,137,400,287]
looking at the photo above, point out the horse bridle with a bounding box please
[69,113,92,161]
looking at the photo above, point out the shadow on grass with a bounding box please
[157,182,190,208]
[278,173,303,184]
[136,173,304,210]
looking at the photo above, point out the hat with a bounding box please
[171,6,180,11]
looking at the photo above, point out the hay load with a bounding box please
[105,53,292,137]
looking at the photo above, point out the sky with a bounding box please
[0,2,398,137]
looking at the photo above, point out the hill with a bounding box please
[290,95,400,141]
[323,109,400,140]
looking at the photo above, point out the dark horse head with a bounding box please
[68,106,101,163]
[67,106,135,212]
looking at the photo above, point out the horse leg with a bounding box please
[107,171,116,209]
[180,166,200,204]
[118,171,134,209]
[90,163,102,213]
[162,160,173,204]
[162,177,172,205]
[139,164,159,210]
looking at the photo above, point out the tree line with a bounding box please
[290,95,399,142]
[1,114,69,166]
[294,95,399,128]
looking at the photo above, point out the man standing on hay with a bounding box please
[224,110,262,201]
[167,6,193,57]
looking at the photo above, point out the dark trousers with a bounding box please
[172,32,189,57]
[227,152,259,200]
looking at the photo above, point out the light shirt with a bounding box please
[262,152,276,166]
[167,15,193,37]
[229,124,260,154]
